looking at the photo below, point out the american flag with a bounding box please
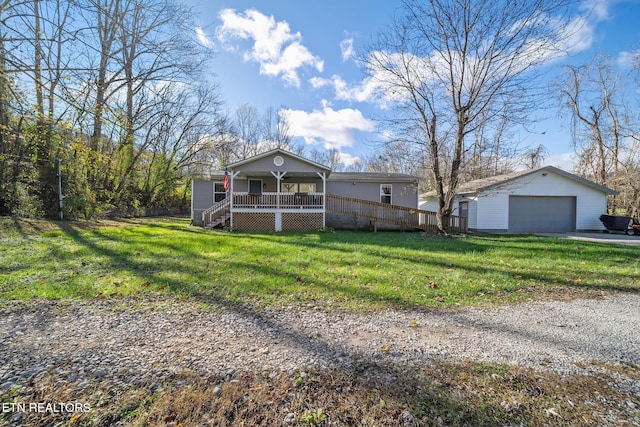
[223,167,231,192]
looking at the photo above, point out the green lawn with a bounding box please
[1,217,638,309]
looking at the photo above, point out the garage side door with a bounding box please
[508,196,576,232]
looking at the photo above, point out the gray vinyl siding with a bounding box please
[191,180,215,225]
[232,177,324,192]
[326,181,418,208]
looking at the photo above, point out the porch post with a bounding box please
[229,170,240,229]
[317,172,326,228]
[270,171,287,209]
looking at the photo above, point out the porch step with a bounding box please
[206,213,231,229]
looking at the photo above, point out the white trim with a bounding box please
[232,208,325,214]
[229,170,240,229]
[213,181,227,203]
[271,171,287,209]
[380,184,392,204]
[275,212,282,231]
[317,171,327,228]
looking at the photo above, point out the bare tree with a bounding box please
[363,139,426,177]
[137,82,224,206]
[366,0,576,232]
[233,104,261,160]
[84,0,123,150]
[307,147,343,171]
[0,0,17,148]
[557,55,628,212]
[110,0,203,200]
[524,144,549,170]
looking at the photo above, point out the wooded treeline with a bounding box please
[0,0,244,219]
[1,0,639,222]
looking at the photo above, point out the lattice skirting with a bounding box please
[232,212,323,231]
[233,213,276,231]
[282,213,323,231]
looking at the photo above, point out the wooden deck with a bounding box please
[201,192,467,232]
[326,194,467,233]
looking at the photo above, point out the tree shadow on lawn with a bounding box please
[51,224,640,370]
[247,231,640,298]
[7,224,638,425]
[48,223,639,308]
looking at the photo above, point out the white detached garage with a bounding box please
[420,166,616,233]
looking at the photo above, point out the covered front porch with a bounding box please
[230,190,326,233]
[208,150,332,231]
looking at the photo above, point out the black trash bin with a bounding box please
[599,214,632,232]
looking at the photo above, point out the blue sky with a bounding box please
[187,0,640,170]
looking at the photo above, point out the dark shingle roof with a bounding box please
[328,172,418,182]
[421,166,616,198]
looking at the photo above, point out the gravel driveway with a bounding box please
[1,294,638,397]
[536,232,640,245]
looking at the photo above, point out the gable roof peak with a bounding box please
[227,148,332,171]
[456,165,616,195]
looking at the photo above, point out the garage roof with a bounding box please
[455,166,618,196]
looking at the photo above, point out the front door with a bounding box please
[249,179,262,194]
[458,201,468,218]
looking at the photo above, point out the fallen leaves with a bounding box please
[545,407,561,418]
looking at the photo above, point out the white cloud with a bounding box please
[314,3,615,108]
[581,0,610,20]
[281,104,375,150]
[557,15,594,55]
[340,37,354,61]
[542,152,577,171]
[336,152,361,167]
[531,0,614,60]
[195,26,215,49]
[311,51,439,108]
[310,73,393,107]
[617,50,638,69]
[216,8,323,87]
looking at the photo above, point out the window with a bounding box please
[214,182,227,202]
[380,184,392,204]
[299,183,316,193]
[280,182,316,193]
[281,182,297,193]
[249,179,262,194]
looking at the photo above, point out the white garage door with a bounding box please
[508,196,576,232]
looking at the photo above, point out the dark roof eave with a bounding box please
[420,166,618,198]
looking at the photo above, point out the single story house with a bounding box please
[191,149,424,231]
[419,166,616,233]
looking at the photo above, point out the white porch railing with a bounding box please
[232,192,324,209]
[201,197,230,227]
